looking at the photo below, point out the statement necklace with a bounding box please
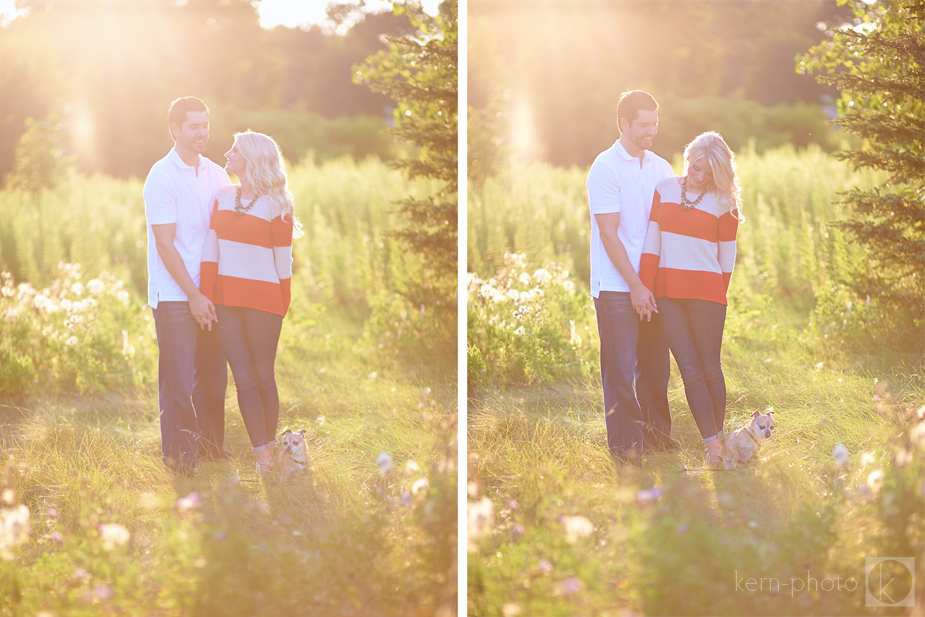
[680,176,710,211]
[234,186,259,216]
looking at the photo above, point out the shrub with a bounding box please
[467,253,596,389]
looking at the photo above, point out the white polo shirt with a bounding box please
[143,148,231,309]
[587,140,673,298]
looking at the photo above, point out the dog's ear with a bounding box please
[281,428,292,436]
[299,429,306,435]
[750,411,760,418]
[767,411,774,415]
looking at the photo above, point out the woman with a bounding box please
[638,131,742,465]
[200,130,303,473]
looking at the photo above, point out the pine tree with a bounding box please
[798,0,924,342]
[354,0,458,359]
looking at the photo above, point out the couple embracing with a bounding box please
[588,90,743,465]
[144,96,302,475]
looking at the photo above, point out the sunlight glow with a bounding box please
[258,0,442,31]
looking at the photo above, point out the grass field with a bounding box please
[466,147,925,616]
[0,157,457,616]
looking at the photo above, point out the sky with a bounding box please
[0,0,442,30]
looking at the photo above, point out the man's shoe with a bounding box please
[644,436,680,453]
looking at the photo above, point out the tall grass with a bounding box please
[466,147,924,615]
[468,145,891,343]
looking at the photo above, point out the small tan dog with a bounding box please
[276,428,309,476]
[722,410,775,469]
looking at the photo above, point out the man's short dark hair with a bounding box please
[167,97,209,138]
[616,90,658,130]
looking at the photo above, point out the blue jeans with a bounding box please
[658,298,727,442]
[594,292,671,459]
[152,302,228,471]
[215,305,283,451]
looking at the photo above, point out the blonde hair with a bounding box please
[233,131,303,237]
[683,131,744,222]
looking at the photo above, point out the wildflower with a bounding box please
[400,492,412,506]
[0,504,30,559]
[866,469,884,493]
[65,336,78,347]
[411,478,428,495]
[560,515,594,543]
[467,481,479,497]
[502,603,522,617]
[677,523,689,534]
[214,532,227,541]
[87,279,106,295]
[637,487,663,502]
[513,326,525,337]
[533,269,551,284]
[467,497,494,552]
[911,421,925,450]
[554,576,582,596]
[376,452,393,474]
[513,524,525,539]
[859,452,875,467]
[538,559,554,573]
[98,523,130,550]
[176,492,200,512]
[47,507,57,519]
[52,532,63,543]
[832,444,849,467]
[508,500,519,510]
[519,272,531,285]
[1,490,14,505]
[405,460,420,473]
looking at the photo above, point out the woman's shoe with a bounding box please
[705,449,723,467]
[256,461,277,476]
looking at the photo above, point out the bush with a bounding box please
[467,253,596,389]
[0,265,156,395]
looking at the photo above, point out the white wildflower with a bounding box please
[467,497,494,552]
[98,524,130,550]
[561,515,594,543]
[866,469,884,494]
[411,478,428,495]
[0,505,30,560]
[832,444,849,467]
[65,336,78,347]
[518,272,531,285]
[376,452,393,474]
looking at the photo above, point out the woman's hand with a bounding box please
[630,283,657,322]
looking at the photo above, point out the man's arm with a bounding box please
[151,223,218,330]
[594,212,658,320]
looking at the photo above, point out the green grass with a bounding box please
[0,158,457,616]
[466,147,924,616]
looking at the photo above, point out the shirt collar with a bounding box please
[168,148,205,171]
[612,139,651,164]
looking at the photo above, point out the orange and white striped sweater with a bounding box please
[639,177,738,306]
[200,185,293,317]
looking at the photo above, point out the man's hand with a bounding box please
[188,291,218,331]
[630,283,657,322]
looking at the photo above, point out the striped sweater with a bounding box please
[200,185,294,317]
[639,177,738,305]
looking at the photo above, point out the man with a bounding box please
[586,90,676,462]
[144,96,232,472]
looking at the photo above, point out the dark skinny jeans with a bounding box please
[215,305,283,451]
[657,298,727,442]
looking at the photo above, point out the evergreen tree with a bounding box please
[798,0,924,341]
[354,0,458,360]
[6,112,75,193]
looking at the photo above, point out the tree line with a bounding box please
[0,0,416,180]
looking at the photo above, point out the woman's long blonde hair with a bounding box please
[683,131,744,222]
[234,131,303,237]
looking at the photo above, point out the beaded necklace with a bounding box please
[234,186,259,216]
[680,176,710,211]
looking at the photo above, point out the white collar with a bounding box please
[613,139,650,164]
[168,148,205,171]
